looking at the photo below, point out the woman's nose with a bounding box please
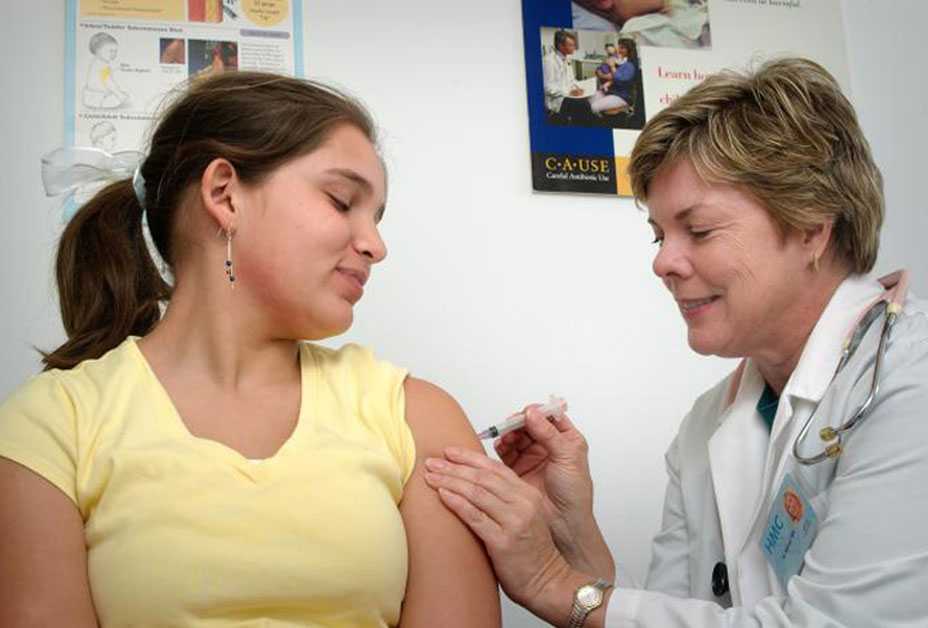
[652,238,690,281]
[356,221,387,264]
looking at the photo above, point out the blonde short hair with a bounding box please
[628,57,883,273]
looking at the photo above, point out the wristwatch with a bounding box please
[566,578,613,628]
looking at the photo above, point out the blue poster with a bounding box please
[521,0,847,196]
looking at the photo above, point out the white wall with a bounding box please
[0,1,925,626]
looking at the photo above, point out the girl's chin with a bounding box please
[293,308,354,341]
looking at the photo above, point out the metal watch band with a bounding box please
[566,578,612,628]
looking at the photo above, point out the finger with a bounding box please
[424,458,515,503]
[524,406,577,434]
[493,435,511,457]
[444,446,520,482]
[498,429,536,453]
[523,406,569,445]
[494,430,524,456]
[428,470,547,543]
[551,412,580,434]
[511,429,538,451]
[496,429,517,449]
[444,445,505,471]
[523,408,586,461]
[519,402,543,416]
[495,435,547,475]
[496,441,519,468]
[435,487,503,544]
[494,430,533,463]
[507,447,549,478]
[425,473,511,526]
[425,470,517,525]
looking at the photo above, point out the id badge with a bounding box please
[760,473,818,589]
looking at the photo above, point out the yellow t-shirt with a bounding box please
[0,338,416,627]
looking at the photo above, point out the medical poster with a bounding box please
[523,0,849,195]
[65,0,304,153]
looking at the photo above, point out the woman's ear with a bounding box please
[803,219,836,269]
[199,158,239,232]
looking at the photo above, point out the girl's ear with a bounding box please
[199,158,240,232]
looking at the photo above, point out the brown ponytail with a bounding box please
[42,71,376,370]
[42,180,171,370]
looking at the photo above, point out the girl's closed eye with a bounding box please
[328,194,350,212]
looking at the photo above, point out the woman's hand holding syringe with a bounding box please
[476,395,568,440]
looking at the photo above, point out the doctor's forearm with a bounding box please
[555,516,616,582]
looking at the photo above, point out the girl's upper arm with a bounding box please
[0,458,98,627]
[397,377,501,628]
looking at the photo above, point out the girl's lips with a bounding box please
[336,269,366,302]
[336,267,369,287]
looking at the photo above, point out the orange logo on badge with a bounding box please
[784,488,804,523]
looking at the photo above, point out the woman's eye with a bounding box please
[651,234,664,246]
[690,229,712,240]
[329,195,350,212]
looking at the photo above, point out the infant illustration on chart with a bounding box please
[82,32,130,109]
[90,121,118,152]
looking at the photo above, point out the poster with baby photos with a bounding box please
[523,0,850,195]
[65,0,304,153]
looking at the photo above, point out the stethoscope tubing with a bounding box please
[792,272,909,466]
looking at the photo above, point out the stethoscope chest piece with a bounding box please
[712,561,729,597]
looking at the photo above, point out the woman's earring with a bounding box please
[224,229,236,287]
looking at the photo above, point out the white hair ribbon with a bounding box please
[41,146,145,222]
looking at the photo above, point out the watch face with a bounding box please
[577,585,604,608]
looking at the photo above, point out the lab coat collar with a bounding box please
[781,274,884,405]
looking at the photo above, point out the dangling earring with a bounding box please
[224,228,236,287]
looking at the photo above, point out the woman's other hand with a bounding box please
[424,447,572,608]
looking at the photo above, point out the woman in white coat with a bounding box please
[423,57,928,627]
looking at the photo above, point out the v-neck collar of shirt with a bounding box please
[126,337,315,469]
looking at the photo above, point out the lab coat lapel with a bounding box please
[707,360,768,604]
[735,393,797,607]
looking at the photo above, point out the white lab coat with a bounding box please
[542,50,577,114]
[606,273,928,627]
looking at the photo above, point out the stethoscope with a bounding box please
[711,271,911,598]
[792,270,910,465]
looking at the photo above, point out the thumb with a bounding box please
[523,406,578,462]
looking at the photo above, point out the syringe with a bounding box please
[476,396,567,440]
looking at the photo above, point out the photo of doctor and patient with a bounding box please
[540,27,646,129]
